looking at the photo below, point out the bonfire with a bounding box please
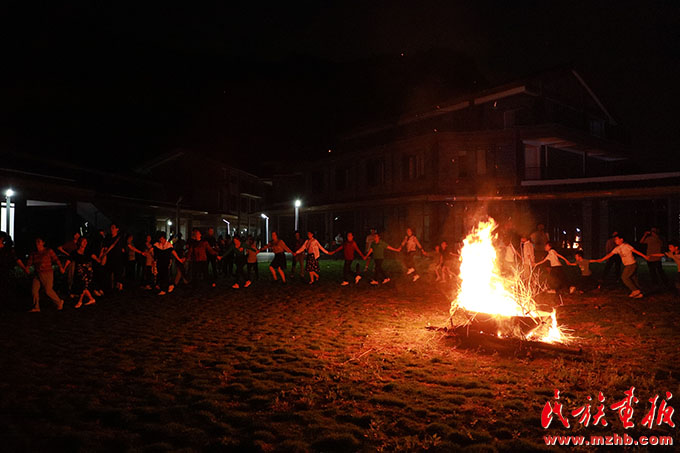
[448,219,570,346]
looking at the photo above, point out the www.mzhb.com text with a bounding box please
[544,433,673,446]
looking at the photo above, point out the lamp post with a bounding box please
[4,188,14,236]
[222,218,231,236]
[261,213,269,244]
[294,199,301,231]
[167,219,172,234]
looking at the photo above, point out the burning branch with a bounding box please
[448,219,573,345]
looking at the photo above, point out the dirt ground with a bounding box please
[1,260,678,452]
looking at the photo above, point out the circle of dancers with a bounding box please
[1,221,679,313]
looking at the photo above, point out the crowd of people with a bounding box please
[510,225,680,299]
[1,220,678,313]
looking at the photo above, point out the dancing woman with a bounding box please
[294,231,331,284]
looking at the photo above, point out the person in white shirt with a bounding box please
[520,234,535,280]
[500,237,519,276]
[400,227,428,282]
[593,236,649,298]
[294,231,331,285]
[535,242,570,294]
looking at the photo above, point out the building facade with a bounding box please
[0,150,272,255]
[267,69,680,254]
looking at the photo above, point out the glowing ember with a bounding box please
[450,219,567,344]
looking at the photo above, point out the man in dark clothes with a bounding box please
[221,235,235,277]
[0,233,25,308]
[205,227,220,283]
[640,227,669,288]
[104,223,125,292]
[172,233,189,286]
[290,231,306,278]
[89,229,107,294]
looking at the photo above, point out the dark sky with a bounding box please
[2,1,679,173]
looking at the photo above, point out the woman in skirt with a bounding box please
[294,231,331,284]
[63,237,97,308]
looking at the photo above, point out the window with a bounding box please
[335,168,349,191]
[503,110,516,128]
[457,151,470,177]
[476,149,487,175]
[311,172,325,192]
[589,118,605,138]
[366,159,384,187]
[402,153,426,180]
[524,145,542,180]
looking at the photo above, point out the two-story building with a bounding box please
[134,150,272,240]
[267,69,680,254]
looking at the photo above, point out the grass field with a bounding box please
[0,259,678,452]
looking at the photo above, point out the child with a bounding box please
[432,244,443,282]
[232,236,252,289]
[294,231,331,285]
[593,236,648,298]
[364,228,377,272]
[566,250,598,293]
[535,242,570,294]
[439,241,456,282]
[330,232,365,286]
[364,232,400,285]
[142,234,155,290]
[246,236,260,281]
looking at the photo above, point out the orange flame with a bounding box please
[450,219,566,343]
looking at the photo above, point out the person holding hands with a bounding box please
[592,236,648,298]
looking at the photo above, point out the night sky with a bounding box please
[2,1,679,174]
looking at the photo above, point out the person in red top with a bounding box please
[330,232,366,286]
[187,228,220,287]
[25,237,64,312]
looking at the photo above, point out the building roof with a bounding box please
[341,67,617,141]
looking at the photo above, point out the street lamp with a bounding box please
[261,213,269,243]
[4,188,15,237]
[222,218,231,236]
[294,199,301,231]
